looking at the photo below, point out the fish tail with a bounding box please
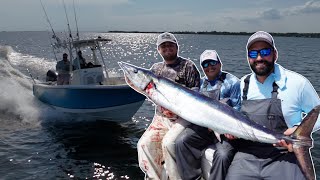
[292,105,320,180]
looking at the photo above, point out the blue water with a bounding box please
[0,31,319,179]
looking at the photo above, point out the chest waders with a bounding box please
[227,75,308,180]
[238,75,288,157]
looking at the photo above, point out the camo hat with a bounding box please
[156,32,178,47]
[200,50,220,65]
[246,31,276,50]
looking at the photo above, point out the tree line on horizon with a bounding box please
[108,30,320,38]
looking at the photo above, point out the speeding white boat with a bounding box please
[33,1,146,121]
[33,38,145,121]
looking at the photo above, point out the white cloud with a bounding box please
[260,9,282,20]
[285,0,320,15]
[200,1,320,32]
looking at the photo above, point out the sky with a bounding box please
[1,0,320,33]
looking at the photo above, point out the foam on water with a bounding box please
[0,45,66,124]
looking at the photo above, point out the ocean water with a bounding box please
[0,31,319,179]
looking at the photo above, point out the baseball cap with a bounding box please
[200,50,220,65]
[246,31,276,50]
[156,32,178,47]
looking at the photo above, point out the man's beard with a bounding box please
[250,59,274,76]
[162,53,177,62]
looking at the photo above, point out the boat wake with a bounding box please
[0,45,66,123]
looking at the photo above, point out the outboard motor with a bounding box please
[46,70,57,82]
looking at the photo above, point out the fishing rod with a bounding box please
[47,31,58,62]
[39,0,61,46]
[62,0,76,73]
[62,0,73,42]
[73,0,80,41]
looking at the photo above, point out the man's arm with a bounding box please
[223,76,241,140]
[300,80,320,131]
[185,62,201,89]
[228,79,241,111]
[275,79,320,150]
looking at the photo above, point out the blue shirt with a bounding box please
[200,71,241,111]
[240,63,320,131]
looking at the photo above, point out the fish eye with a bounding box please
[133,69,138,73]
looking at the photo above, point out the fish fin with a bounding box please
[292,105,320,180]
[293,145,315,180]
[214,131,221,142]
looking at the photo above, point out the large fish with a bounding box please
[118,61,319,180]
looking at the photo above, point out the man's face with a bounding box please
[202,60,221,81]
[63,55,68,61]
[248,41,276,76]
[158,42,178,62]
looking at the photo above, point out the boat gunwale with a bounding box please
[33,83,131,90]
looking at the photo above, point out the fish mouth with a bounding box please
[118,61,128,74]
[118,61,137,76]
[118,61,151,94]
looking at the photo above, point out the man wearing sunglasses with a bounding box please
[226,31,320,180]
[175,50,241,180]
[137,32,201,180]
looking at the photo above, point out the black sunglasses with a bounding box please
[202,60,219,68]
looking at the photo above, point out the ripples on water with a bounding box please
[0,32,319,179]
[0,116,147,179]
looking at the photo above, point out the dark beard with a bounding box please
[163,54,177,63]
[250,60,274,76]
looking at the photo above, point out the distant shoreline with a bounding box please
[1,30,320,38]
[108,31,320,38]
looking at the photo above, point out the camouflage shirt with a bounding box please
[151,57,200,89]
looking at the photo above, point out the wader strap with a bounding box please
[272,82,279,99]
[243,75,279,100]
[242,75,251,100]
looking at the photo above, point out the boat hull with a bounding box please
[33,83,145,121]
